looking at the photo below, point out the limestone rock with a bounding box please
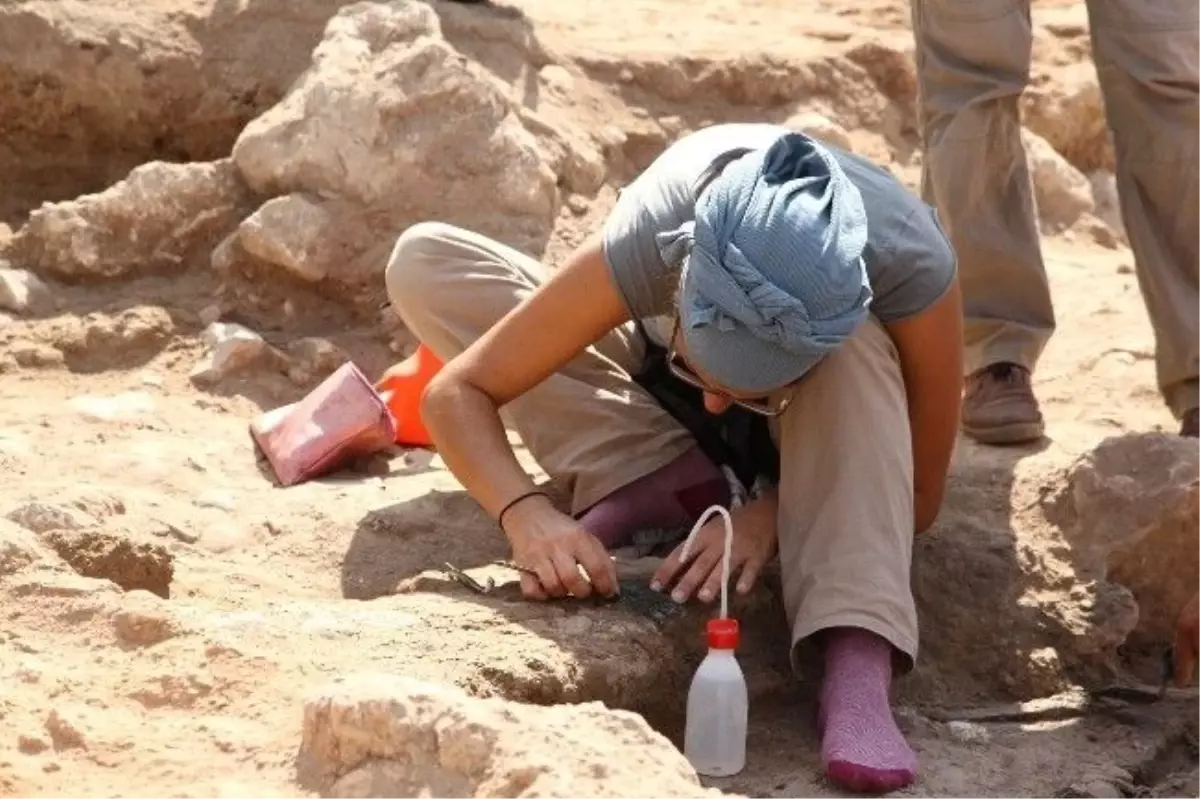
[0,1,355,216]
[944,721,990,745]
[1088,171,1125,241]
[45,709,87,751]
[0,518,60,577]
[111,589,182,646]
[236,193,337,282]
[907,440,1163,703]
[1023,129,1095,232]
[845,41,918,112]
[6,502,97,534]
[189,322,282,386]
[786,111,854,152]
[39,527,174,598]
[300,673,718,798]
[286,337,349,385]
[52,307,177,368]
[1022,67,1113,173]
[0,266,51,314]
[1052,433,1199,647]
[7,160,253,281]
[230,2,558,310]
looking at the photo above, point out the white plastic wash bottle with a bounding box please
[680,505,748,777]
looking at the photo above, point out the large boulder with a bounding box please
[299,672,723,798]
[2,160,254,281]
[227,1,559,311]
[1022,66,1113,173]
[1050,432,1199,648]
[0,0,361,212]
[908,441,1143,704]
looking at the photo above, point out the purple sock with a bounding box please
[818,628,917,793]
[576,447,729,549]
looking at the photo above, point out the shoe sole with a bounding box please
[962,420,1045,446]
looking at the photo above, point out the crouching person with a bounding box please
[385,124,963,792]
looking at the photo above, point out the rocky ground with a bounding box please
[0,0,1197,797]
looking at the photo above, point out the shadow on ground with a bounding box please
[335,427,1124,734]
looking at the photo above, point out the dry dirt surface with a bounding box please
[0,0,1197,797]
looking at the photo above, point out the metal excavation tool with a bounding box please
[442,559,681,622]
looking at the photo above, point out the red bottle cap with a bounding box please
[706,618,739,650]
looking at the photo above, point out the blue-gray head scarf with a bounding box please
[657,132,872,395]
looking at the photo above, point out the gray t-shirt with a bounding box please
[601,123,956,343]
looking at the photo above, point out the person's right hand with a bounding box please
[1173,591,1199,687]
[504,499,618,601]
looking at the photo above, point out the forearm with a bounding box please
[421,375,549,528]
[888,278,963,536]
[907,393,957,534]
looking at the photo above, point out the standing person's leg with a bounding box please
[385,222,728,547]
[913,0,1049,445]
[769,318,918,793]
[1084,0,1200,434]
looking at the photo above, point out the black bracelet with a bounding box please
[497,490,550,532]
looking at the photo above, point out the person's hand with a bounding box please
[1173,591,1199,687]
[651,492,778,604]
[504,497,618,601]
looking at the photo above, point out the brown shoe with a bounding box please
[1181,408,1199,438]
[961,363,1045,445]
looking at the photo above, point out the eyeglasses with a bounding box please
[665,341,790,418]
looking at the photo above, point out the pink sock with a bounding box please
[576,447,729,549]
[818,628,917,793]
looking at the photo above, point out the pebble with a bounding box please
[285,336,348,384]
[566,195,590,215]
[112,591,182,646]
[189,322,274,385]
[44,709,86,750]
[12,342,64,368]
[149,515,198,542]
[539,63,575,91]
[1072,779,1124,799]
[945,720,991,744]
[0,266,52,314]
[198,304,223,326]
[18,735,48,755]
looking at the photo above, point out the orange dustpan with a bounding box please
[375,344,443,448]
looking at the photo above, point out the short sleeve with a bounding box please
[868,204,958,322]
[600,168,689,321]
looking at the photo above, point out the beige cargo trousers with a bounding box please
[386,222,920,670]
[913,0,1199,417]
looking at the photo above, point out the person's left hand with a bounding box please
[651,492,779,604]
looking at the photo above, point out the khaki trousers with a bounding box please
[385,222,919,668]
[913,0,1200,417]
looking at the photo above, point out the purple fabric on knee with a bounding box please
[577,447,729,549]
[818,628,917,793]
